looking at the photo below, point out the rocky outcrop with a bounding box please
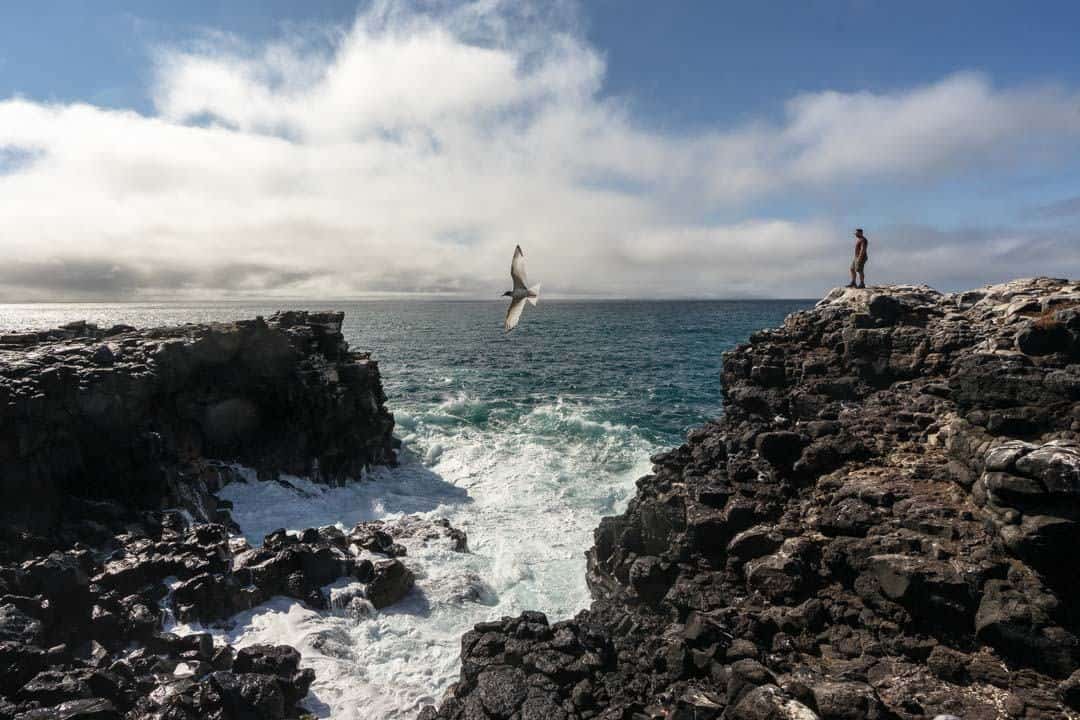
[0,312,407,719]
[1,311,396,534]
[0,512,318,719]
[426,278,1080,720]
[0,505,461,719]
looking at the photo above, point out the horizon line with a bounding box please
[0,295,822,305]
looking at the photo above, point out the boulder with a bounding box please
[726,526,784,565]
[477,665,528,718]
[233,645,300,677]
[671,689,723,720]
[755,432,808,467]
[867,294,903,324]
[366,559,414,609]
[210,671,285,718]
[865,554,973,627]
[926,645,969,683]
[18,669,94,706]
[817,498,876,537]
[811,681,883,720]
[975,579,1079,677]
[745,540,810,602]
[0,604,43,645]
[726,659,778,708]
[16,698,121,720]
[0,641,47,696]
[730,685,820,720]
[629,556,670,604]
[1016,321,1073,356]
[984,440,1036,472]
[1060,669,1080,711]
[1014,443,1080,495]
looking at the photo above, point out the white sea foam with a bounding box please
[191,396,655,719]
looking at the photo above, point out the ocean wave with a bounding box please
[520,398,637,440]
[207,392,656,718]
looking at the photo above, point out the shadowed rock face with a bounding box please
[0,311,396,533]
[0,311,410,719]
[426,278,1080,720]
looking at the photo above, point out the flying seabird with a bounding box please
[503,245,541,332]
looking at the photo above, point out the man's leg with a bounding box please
[848,263,857,287]
[857,269,865,288]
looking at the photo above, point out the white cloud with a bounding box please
[1,0,1079,300]
[779,72,1080,184]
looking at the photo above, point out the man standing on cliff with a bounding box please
[847,228,868,289]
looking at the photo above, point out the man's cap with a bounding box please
[855,228,864,234]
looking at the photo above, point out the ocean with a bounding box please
[0,299,812,718]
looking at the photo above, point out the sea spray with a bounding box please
[202,395,655,718]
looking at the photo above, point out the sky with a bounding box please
[1,0,1080,300]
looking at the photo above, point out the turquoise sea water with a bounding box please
[1,299,809,446]
[1,299,811,718]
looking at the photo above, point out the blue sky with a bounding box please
[5,1,1080,124]
[1,1,1079,298]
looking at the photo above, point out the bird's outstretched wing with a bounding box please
[505,296,527,332]
[510,245,528,291]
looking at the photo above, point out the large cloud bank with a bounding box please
[2,0,1079,300]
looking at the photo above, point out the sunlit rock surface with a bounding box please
[427,278,1080,720]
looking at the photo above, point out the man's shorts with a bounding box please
[851,255,868,273]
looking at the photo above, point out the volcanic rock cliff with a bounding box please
[425,278,1080,720]
[0,311,413,719]
[1,310,396,534]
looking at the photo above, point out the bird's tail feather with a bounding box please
[528,283,540,306]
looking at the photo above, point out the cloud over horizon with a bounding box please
[2,0,1079,301]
